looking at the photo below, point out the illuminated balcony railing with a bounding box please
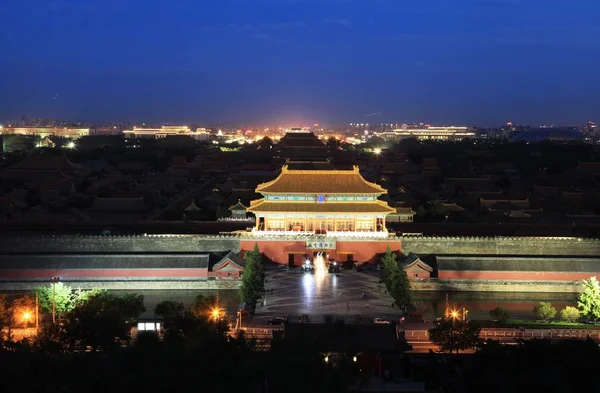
[251,229,390,238]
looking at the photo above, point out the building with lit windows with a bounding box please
[243,165,401,266]
[0,126,90,139]
[379,126,475,141]
[123,125,209,140]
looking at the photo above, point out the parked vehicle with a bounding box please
[267,317,288,325]
[373,317,390,324]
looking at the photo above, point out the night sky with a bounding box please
[1,0,599,126]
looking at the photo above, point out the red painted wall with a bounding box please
[439,271,596,281]
[240,239,402,265]
[0,269,208,279]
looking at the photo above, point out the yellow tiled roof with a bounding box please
[255,166,386,194]
[247,199,395,214]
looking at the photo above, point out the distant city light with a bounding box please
[66,141,76,149]
[373,148,382,155]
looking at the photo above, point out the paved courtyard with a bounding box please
[253,267,400,323]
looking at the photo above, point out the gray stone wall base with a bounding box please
[411,280,583,293]
[0,280,241,291]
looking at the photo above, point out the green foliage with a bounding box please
[34,283,103,318]
[533,301,557,320]
[578,277,600,321]
[560,306,581,323]
[489,306,510,323]
[428,319,481,353]
[35,282,72,317]
[239,243,265,306]
[380,246,411,309]
[61,292,145,351]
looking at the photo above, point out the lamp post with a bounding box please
[51,276,60,324]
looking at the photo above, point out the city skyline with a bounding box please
[1,0,599,125]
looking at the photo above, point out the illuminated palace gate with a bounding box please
[243,166,401,265]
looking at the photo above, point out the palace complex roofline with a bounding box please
[247,199,395,214]
[255,165,387,195]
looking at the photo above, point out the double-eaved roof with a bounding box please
[255,165,387,195]
[248,199,395,214]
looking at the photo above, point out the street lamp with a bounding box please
[450,310,459,326]
[210,307,221,322]
[22,311,31,329]
[51,276,60,324]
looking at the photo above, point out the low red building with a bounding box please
[401,253,433,280]
[209,251,246,279]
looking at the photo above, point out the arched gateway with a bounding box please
[242,165,401,265]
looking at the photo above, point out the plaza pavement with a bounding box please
[252,267,403,324]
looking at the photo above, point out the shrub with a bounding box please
[533,302,557,321]
[560,306,580,323]
[489,306,510,323]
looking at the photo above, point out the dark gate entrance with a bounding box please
[288,253,295,268]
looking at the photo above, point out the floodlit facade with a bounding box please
[0,126,90,139]
[248,165,395,237]
[380,126,475,141]
[123,125,209,140]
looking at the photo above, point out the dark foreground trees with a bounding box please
[0,300,351,393]
[428,319,481,353]
[60,292,146,351]
[466,339,600,393]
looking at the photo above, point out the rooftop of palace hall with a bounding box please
[255,166,387,194]
[0,131,599,238]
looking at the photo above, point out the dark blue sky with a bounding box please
[1,0,599,126]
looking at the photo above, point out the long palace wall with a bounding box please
[1,233,599,291]
[0,234,241,253]
[2,234,598,257]
[399,236,600,257]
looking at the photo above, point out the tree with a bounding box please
[35,283,104,319]
[155,300,185,320]
[428,319,481,353]
[560,306,581,323]
[489,306,510,323]
[0,294,9,342]
[578,277,600,321]
[533,301,557,321]
[380,246,411,309]
[35,282,75,318]
[61,292,145,351]
[258,136,273,149]
[326,137,341,152]
[239,243,265,306]
[189,295,217,320]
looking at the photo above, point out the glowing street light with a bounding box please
[210,307,221,321]
[22,311,31,329]
[373,148,382,155]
